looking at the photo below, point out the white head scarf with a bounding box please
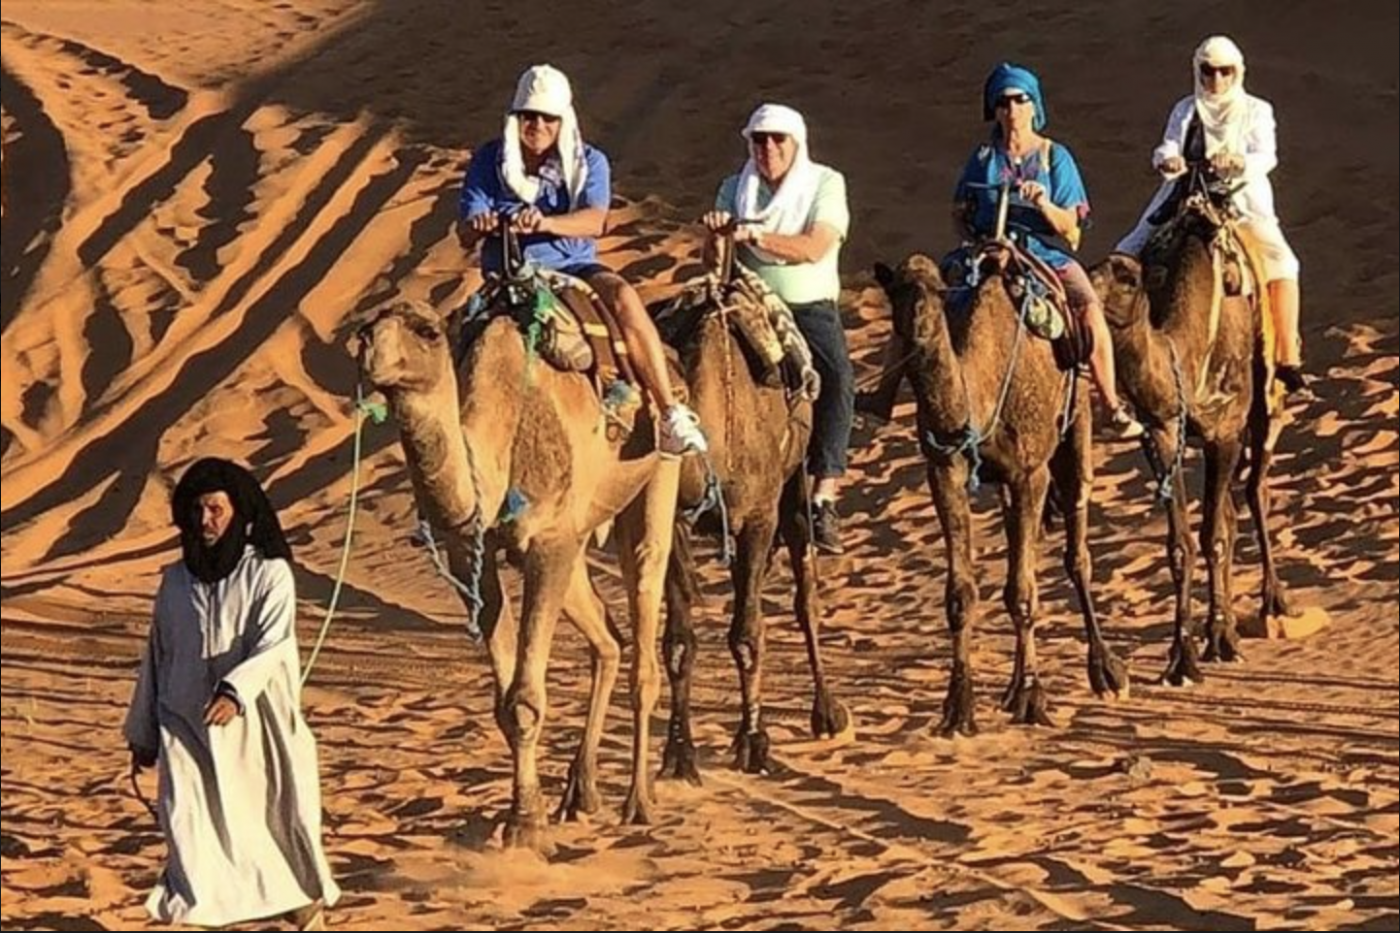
[501,64,589,206]
[1192,36,1249,157]
[733,104,821,263]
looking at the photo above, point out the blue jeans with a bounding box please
[790,299,854,478]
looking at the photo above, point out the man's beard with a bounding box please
[182,520,249,584]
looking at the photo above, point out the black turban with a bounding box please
[171,458,291,583]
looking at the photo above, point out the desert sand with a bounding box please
[2,1,1397,929]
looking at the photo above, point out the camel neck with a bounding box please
[392,388,484,531]
[908,279,972,434]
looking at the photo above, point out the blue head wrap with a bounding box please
[982,62,1046,131]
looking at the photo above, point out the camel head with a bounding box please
[350,299,455,396]
[1090,254,1148,331]
[874,253,945,343]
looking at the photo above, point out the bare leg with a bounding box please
[1268,278,1302,367]
[1084,299,1124,411]
[591,271,677,408]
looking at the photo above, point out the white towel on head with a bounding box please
[1192,35,1249,158]
[501,64,589,207]
[734,103,820,264]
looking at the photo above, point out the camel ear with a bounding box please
[873,262,896,290]
[1108,253,1142,289]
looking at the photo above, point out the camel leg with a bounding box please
[1246,397,1295,623]
[1202,438,1245,663]
[1154,424,1203,686]
[1000,467,1055,726]
[660,521,702,785]
[615,460,680,825]
[468,542,520,743]
[729,517,780,774]
[1051,403,1129,701]
[928,456,980,736]
[503,540,578,850]
[780,472,849,740]
[556,558,622,821]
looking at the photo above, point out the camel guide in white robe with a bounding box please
[124,457,340,929]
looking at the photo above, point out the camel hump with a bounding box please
[656,266,820,401]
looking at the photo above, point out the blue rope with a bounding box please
[683,453,732,566]
[415,418,489,644]
[418,517,484,643]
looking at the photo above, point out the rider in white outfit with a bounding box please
[1115,35,1306,392]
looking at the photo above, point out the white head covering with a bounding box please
[501,64,589,206]
[1192,36,1249,157]
[733,104,821,263]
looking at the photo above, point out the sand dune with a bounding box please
[3,1,1397,929]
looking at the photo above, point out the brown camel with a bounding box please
[659,255,849,778]
[874,253,1129,734]
[1092,193,1294,685]
[354,297,679,848]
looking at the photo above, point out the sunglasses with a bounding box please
[749,131,790,146]
[995,92,1034,109]
[516,110,561,125]
[1198,63,1237,78]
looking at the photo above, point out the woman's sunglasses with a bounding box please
[1199,64,1237,78]
[995,92,1034,109]
[750,131,791,146]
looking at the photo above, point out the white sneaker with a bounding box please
[659,404,708,456]
[1110,404,1146,440]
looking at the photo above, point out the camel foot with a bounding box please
[660,732,702,786]
[555,763,602,822]
[1088,646,1131,701]
[732,728,776,775]
[1161,636,1205,686]
[1266,581,1296,620]
[810,692,850,739]
[503,811,552,853]
[1003,674,1055,727]
[937,666,978,737]
[620,784,655,826]
[1203,619,1245,664]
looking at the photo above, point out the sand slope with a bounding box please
[2,1,1396,929]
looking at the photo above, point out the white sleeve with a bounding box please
[1152,98,1194,167]
[220,559,298,706]
[123,575,168,752]
[1242,98,1279,179]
